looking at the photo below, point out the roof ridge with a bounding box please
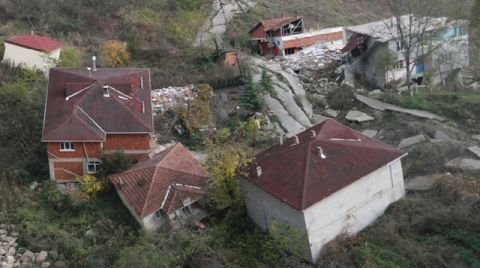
[74,108,106,139]
[300,142,313,209]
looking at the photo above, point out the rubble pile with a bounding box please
[152,85,195,113]
[280,43,343,71]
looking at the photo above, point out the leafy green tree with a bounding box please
[58,47,82,67]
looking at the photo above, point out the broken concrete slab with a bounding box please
[345,110,374,123]
[405,175,440,191]
[355,94,445,121]
[472,135,480,141]
[324,108,339,118]
[398,134,426,149]
[445,158,480,171]
[434,130,452,141]
[468,146,480,159]
[361,130,378,138]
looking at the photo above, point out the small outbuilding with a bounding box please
[109,143,209,231]
[239,119,407,263]
[3,32,61,72]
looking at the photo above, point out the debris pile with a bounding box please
[280,43,343,71]
[152,85,195,112]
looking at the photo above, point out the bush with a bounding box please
[326,86,355,110]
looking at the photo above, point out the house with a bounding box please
[2,32,61,73]
[249,16,345,57]
[239,119,407,263]
[342,15,469,88]
[41,66,154,182]
[109,143,209,231]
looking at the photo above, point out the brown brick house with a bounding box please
[42,67,154,182]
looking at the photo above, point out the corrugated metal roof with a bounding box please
[109,143,209,218]
[6,34,61,52]
[42,68,153,141]
[245,119,406,211]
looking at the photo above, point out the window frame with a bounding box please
[87,160,101,174]
[59,141,75,152]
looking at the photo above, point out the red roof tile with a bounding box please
[42,68,153,141]
[109,143,209,218]
[246,119,406,211]
[283,31,344,49]
[6,34,61,52]
[249,16,303,33]
[341,34,369,53]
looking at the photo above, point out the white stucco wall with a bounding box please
[240,158,406,263]
[2,42,60,73]
[303,159,405,262]
[239,177,311,259]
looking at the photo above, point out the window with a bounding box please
[436,52,453,65]
[87,161,101,174]
[155,210,162,218]
[393,60,404,69]
[60,142,75,151]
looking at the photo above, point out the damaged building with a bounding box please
[342,15,469,88]
[250,16,345,57]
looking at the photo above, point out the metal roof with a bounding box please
[246,119,406,211]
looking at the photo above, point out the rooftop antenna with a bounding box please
[92,56,97,72]
[316,146,326,159]
[256,166,262,177]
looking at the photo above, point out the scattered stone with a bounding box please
[20,251,35,263]
[468,146,480,159]
[467,82,480,90]
[1,262,7,268]
[472,135,480,141]
[0,248,5,256]
[7,247,15,256]
[445,158,480,171]
[53,261,66,268]
[29,181,39,191]
[6,256,14,265]
[398,134,426,149]
[434,130,452,141]
[430,139,448,144]
[41,262,51,268]
[368,89,383,97]
[361,130,378,138]
[405,175,440,191]
[345,110,374,123]
[324,108,339,118]
[35,251,48,263]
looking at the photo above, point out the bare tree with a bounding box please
[382,0,443,92]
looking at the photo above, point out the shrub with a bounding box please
[326,86,355,110]
[100,40,130,67]
[80,175,106,200]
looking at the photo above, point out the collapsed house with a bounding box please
[109,143,209,231]
[41,65,154,181]
[249,16,345,57]
[342,15,469,88]
[152,85,195,112]
[239,119,407,263]
[2,32,62,73]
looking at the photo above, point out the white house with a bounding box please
[3,33,61,73]
[239,119,407,263]
[109,143,209,231]
[342,15,469,88]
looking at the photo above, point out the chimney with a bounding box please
[292,135,299,146]
[87,67,92,77]
[103,84,110,98]
[316,146,326,159]
[92,56,97,71]
[30,30,34,36]
[256,166,262,177]
[310,130,316,138]
[279,135,283,145]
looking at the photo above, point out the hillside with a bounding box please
[0,0,479,267]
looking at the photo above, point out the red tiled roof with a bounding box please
[6,34,61,52]
[283,31,344,49]
[246,119,406,211]
[109,143,209,218]
[249,16,303,33]
[42,68,153,141]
